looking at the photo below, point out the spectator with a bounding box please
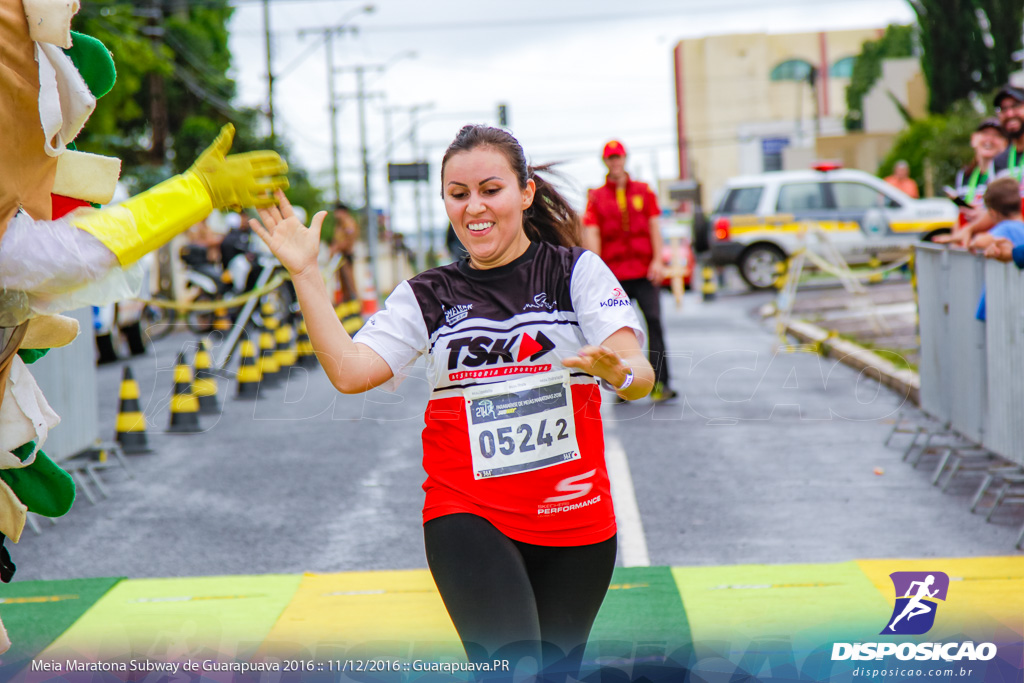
[329,202,360,303]
[884,160,919,198]
[970,177,1024,321]
[952,118,1006,226]
[938,85,1024,246]
[582,140,677,402]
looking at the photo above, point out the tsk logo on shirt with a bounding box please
[446,332,556,377]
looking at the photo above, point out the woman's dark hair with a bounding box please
[440,125,581,248]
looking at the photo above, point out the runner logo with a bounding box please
[523,293,556,310]
[447,331,556,369]
[882,572,949,635]
[444,303,473,326]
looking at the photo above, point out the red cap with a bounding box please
[602,140,627,159]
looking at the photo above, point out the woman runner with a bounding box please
[250,125,656,679]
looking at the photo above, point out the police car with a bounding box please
[705,163,957,289]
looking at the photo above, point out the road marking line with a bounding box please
[604,432,650,567]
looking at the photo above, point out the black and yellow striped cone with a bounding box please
[115,366,151,454]
[342,299,364,334]
[236,339,263,399]
[168,352,201,433]
[296,319,316,367]
[274,322,296,371]
[868,256,883,284]
[257,318,281,387]
[701,263,717,301]
[213,307,232,333]
[193,340,220,415]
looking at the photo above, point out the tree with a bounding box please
[845,24,915,131]
[877,100,977,195]
[907,0,1024,114]
[71,0,321,215]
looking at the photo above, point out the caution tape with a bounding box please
[137,256,344,312]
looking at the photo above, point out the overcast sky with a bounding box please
[227,0,915,235]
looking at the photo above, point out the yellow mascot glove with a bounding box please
[71,124,289,266]
[186,123,289,210]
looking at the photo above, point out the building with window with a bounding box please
[671,27,884,204]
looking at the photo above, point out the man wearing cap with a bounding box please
[938,85,1024,245]
[583,140,677,402]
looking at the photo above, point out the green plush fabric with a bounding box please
[0,445,76,517]
[64,31,116,98]
[16,348,48,364]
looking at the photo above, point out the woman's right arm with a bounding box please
[250,192,393,394]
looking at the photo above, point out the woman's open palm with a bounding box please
[249,190,327,277]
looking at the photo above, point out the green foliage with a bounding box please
[70,0,325,215]
[877,100,978,193]
[908,0,1024,114]
[844,24,915,131]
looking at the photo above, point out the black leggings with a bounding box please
[424,513,617,678]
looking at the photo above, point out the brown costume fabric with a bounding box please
[0,0,58,235]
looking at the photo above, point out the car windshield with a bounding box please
[718,186,763,214]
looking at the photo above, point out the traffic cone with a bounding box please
[167,352,201,433]
[868,255,884,284]
[115,366,151,454]
[701,263,717,301]
[274,321,296,371]
[193,340,220,415]
[344,299,364,334]
[361,281,379,316]
[213,307,232,333]
[296,319,317,366]
[258,314,281,387]
[236,339,262,399]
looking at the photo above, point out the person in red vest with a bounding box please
[583,140,677,402]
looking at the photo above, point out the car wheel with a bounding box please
[738,244,786,290]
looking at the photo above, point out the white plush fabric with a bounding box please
[22,0,79,48]
[0,357,60,466]
[53,150,121,203]
[36,42,95,157]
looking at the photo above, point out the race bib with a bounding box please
[465,369,581,480]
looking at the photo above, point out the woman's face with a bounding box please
[972,128,1007,161]
[443,146,535,269]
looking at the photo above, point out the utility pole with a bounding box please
[262,0,276,142]
[297,25,358,202]
[337,51,414,293]
[145,0,167,164]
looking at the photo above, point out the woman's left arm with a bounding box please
[562,327,655,402]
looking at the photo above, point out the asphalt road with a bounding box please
[10,286,1022,582]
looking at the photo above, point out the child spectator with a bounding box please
[970,177,1024,320]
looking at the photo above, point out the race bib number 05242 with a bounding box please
[465,370,581,479]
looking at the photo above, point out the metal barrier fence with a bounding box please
[983,258,1024,466]
[917,244,1024,467]
[27,308,100,462]
[916,244,989,444]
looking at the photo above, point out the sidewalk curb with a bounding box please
[784,319,920,404]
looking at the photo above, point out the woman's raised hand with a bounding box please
[249,189,327,278]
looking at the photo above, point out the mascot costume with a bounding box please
[0,0,288,652]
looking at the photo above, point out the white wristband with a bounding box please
[601,368,634,392]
